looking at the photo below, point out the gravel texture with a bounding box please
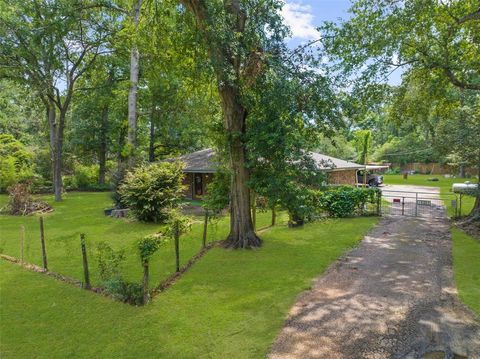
[268,187,480,359]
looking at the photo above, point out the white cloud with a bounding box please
[281,1,319,40]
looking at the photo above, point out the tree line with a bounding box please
[1,0,479,247]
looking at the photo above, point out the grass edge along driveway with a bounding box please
[383,175,479,316]
[451,228,480,316]
[1,216,377,359]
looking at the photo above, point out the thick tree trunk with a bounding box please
[221,86,261,248]
[127,0,142,166]
[47,101,56,190]
[179,0,260,248]
[46,99,63,202]
[98,105,108,185]
[50,110,66,202]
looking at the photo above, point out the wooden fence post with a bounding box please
[202,210,208,248]
[143,261,149,304]
[39,216,48,271]
[80,233,91,290]
[174,220,180,273]
[20,225,25,265]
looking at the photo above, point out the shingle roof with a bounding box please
[175,148,364,173]
[309,152,365,171]
[177,148,217,173]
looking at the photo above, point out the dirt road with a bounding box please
[268,188,480,358]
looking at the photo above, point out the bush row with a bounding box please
[315,186,380,218]
[285,186,381,225]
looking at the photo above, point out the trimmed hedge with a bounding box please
[316,186,380,218]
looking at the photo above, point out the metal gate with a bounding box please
[380,190,459,218]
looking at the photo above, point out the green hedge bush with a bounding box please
[119,162,185,222]
[316,186,380,218]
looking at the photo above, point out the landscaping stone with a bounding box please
[110,209,129,218]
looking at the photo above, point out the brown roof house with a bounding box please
[175,149,365,200]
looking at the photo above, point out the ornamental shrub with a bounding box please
[118,162,185,222]
[103,278,144,305]
[317,186,379,218]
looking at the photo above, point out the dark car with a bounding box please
[357,171,383,187]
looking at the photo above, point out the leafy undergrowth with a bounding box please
[0,204,377,358]
[451,228,480,316]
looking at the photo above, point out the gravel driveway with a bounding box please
[268,186,480,359]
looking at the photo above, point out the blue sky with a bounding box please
[282,0,403,85]
[281,0,351,44]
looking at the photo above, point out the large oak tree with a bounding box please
[178,0,289,248]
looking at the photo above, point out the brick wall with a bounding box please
[327,170,357,185]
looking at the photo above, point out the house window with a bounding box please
[194,173,203,196]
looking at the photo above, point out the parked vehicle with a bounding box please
[357,171,383,187]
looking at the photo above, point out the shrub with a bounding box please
[163,210,192,239]
[203,169,230,216]
[137,233,166,264]
[282,186,319,226]
[103,278,144,305]
[316,186,380,218]
[64,164,102,190]
[96,242,126,281]
[0,156,17,191]
[74,164,99,189]
[0,134,34,191]
[62,175,76,190]
[118,162,185,222]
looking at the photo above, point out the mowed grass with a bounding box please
[451,228,480,316]
[0,193,378,358]
[0,192,274,287]
[383,174,477,216]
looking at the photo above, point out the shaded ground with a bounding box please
[269,191,480,358]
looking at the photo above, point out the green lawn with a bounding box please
[383,174,477,216]
[1,192,378,358]
[451,228,480,316]
[0,192,274,287]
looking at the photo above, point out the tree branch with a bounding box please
[457,7,480,24]
[443,68,480,90]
